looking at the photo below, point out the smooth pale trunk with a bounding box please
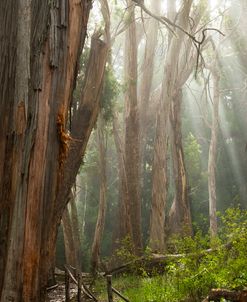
[208,67,220,238]
[124,0,142,254]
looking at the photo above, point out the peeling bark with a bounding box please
[0,1,109,301]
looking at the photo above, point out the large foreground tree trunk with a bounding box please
[0,1,108,300]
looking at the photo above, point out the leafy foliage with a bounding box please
[95,208,247,302]
[100,65,120,122]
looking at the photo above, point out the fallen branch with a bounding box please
[106,243,232,275]
[105,252,195,275]
[112,287,130,302]
[46,283,58,291]
[202,289,247,302]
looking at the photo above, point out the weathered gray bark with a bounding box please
[0,1,108,300]
[124,0,142,254]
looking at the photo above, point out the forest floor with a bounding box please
[46,281,77,302]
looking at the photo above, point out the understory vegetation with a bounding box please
[95,207,247,302]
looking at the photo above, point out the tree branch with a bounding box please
[132,1,224,47]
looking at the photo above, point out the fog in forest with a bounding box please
[59,0,247,265]
[1,1,247,301]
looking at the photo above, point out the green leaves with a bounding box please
[100,65,120,122]
[106,207,247,302]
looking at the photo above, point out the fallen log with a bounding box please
[105,243,233,276]
[105,250,214,275]
[202,289,247,302]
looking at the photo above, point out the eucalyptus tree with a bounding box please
[91,114,108,272]
[0,0,109,300]
[204,42,221,238]
[62,201,80,269]
[123,0,143,254]
[150,0,204,250]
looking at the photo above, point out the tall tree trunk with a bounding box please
[139,0,160,153]
[166,0,205,238]
[139,2,160,233]
[124,0,142,254]
[80,179,88,241]
[70,196,83,269]
[149,101,168,252]
[149,0,194,250]
[113,114,133,244]
[75,173,88,269]
[149,0,175,252]
[207,60,220,238]
[91,115,107,272]
[0,1,109,300]
[62,204,78,268]
[168,90,192,236]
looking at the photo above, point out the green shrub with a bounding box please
[94,207,247,302]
